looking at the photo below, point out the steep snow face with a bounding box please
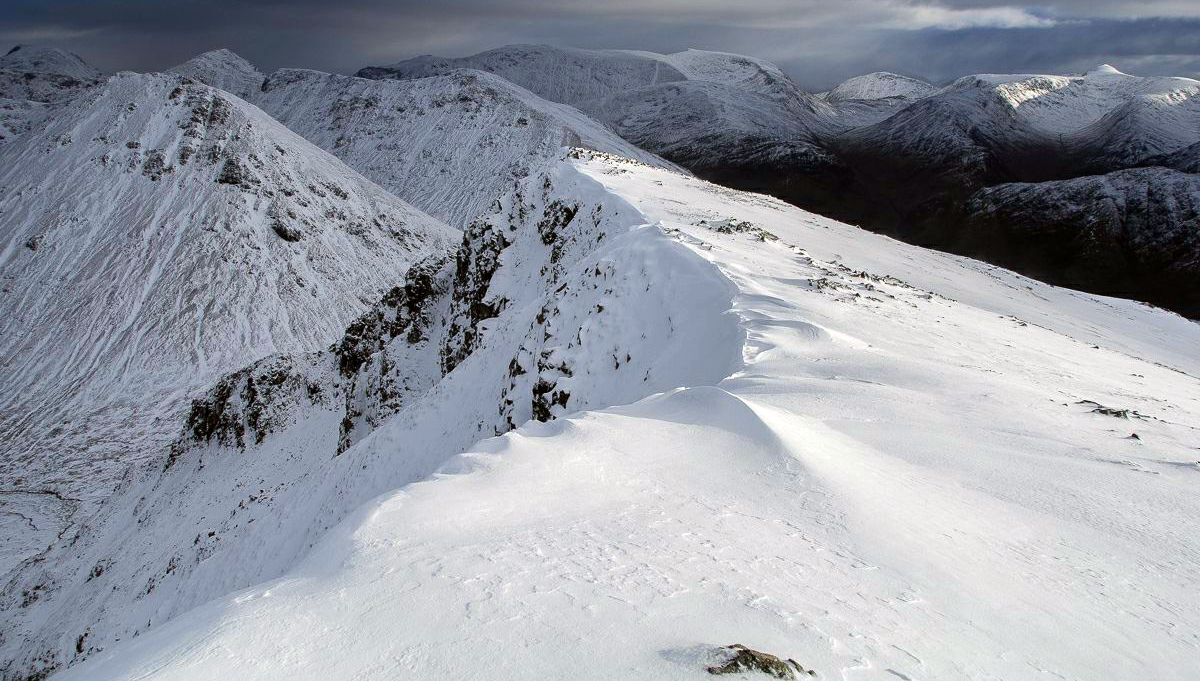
[51,152,1200,681]
[168,48,264,100]
[0,152,739,680]
[825,71,936,102]
[254,68,670,227]
[361,45,688,111]
[0,72,453,576]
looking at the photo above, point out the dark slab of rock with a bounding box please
[707,644,816,678]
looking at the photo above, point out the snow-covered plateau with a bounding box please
[12,151,1197,681]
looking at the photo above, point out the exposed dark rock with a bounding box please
[215,157,257,188]
[707,644,816,678]
[440,210,512,374]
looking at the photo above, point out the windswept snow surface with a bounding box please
[54,152,1200,681]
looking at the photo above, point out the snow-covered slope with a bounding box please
[0,72,453,580]
[0,97,48,142]
[821,72,938,127]
[588,80,828,166]
[825,71,936,103]
[0,45,101,103]
[0,151,734,680]
[364,44,829,118]
[361,45,844,215]
[38,151,1200,681]
[253,67,670,227]
[642,48,820,108]
[0,45,99,82]
[902,66,1200,170]
[359,44,688,112]
[985,65,1200,141]
[820,65,1200,313]
[1143,139,1200,172]
[168,48,264,100]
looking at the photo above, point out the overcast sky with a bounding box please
[2,0,1199,89]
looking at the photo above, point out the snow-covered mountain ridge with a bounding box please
[252,66,671,227]
[157,48,673,229]
[1,150,735,680]
[38,150,1200,681]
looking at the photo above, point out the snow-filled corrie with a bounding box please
[38,150,1200,681]
[0,151,740,680]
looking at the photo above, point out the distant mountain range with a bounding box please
[360,46,1200,316]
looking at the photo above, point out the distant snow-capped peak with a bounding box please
[169,48,265,99]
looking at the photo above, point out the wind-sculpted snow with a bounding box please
[0,152,739,680]
[168,49,264,100]
[253,67,669,227]
[0,71,453,582]
[45,152,1200,681]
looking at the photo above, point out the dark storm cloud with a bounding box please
[1,0,1197,88]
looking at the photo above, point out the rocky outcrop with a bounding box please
[706,645,817,679]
